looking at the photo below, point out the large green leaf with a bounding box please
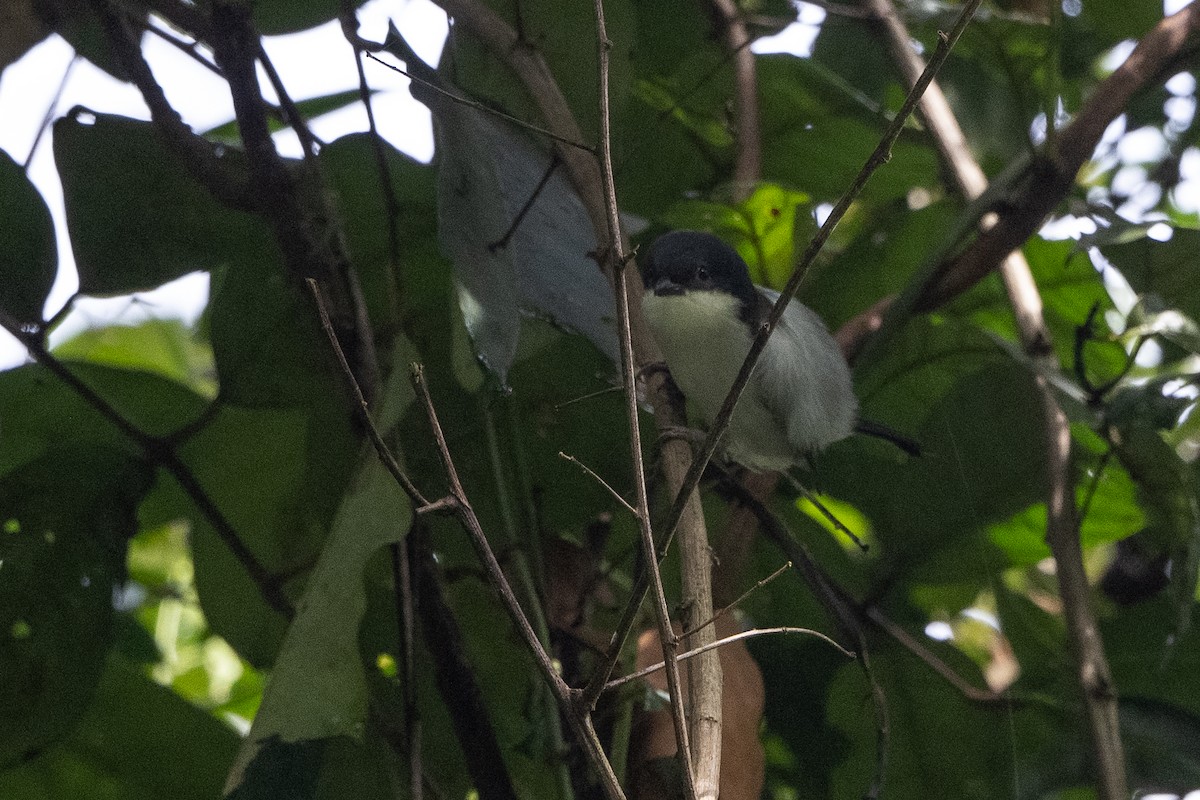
[54,110,272,296]
[0,446,151,766]
[0,361,209,480]
[0,654,240,800]
[226,349,414,789]
[0,148,56,324]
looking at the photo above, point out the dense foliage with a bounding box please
[1,1,1199,798]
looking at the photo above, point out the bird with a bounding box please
[640,230,916,473]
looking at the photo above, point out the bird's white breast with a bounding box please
[642,287,857,471]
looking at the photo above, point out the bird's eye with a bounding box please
[695,267,709,282]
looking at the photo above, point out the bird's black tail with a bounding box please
[855,419,922,457]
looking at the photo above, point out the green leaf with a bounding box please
[0,446,151,766]
[251,0,365,35]
[54,109,272,296]
[0,361,208,480]
[52,319,217,397]
[226,349,414,788]
[0,654,240,800]
[202,89,369,141]
[0,148,56,324]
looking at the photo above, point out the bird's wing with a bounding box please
[756,288,858,454]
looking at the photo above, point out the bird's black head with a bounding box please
[641,231,758,308]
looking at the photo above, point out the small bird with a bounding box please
[640,230,913,473]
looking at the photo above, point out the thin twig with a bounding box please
[306,279,429,508]
[558,452,639,517]
[592,1,702,796]
[255,42,321,161]
[489,153,560,252]
[781,472,867,551]
[409,365,628,800]
[364,51,594,154]
[24,55,77,169]
[143,21,223,76]
[864,607,1004,704]
[685,562,791,638]
[338,6,402,302]
[605,626,855,693]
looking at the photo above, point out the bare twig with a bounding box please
[305,280,429,507]
[409,365,628,800]
[364,51,594,154]
[605,626,855,693]
[559,451,638,517]
[591,1,701,795]
[686,562,791,638]
[23,54,77,169]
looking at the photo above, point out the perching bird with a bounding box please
[640,230,915,473]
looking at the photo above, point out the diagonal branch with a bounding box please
[0,314,292,618]
[861,2,1129,797]
[409,365,628,800]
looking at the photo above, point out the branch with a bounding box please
[409,365,628,800]
[709,0,761,198]
[592,2,701,795]
[1042,386,1127,799]
[90,0,251,209]
[862,3,1132,793]
[604,626,854,693]
[390,536,423,800]
[0,314,292,618]
[207,1,380,402]
[409,522,515,800]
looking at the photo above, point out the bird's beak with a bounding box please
[652,278,685,297]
